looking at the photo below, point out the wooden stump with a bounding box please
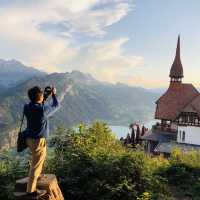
[14,174,64,200]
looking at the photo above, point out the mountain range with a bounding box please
[0,59,159,149]
[0,59,45,88]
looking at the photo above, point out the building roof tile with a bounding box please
[155,83,199,120]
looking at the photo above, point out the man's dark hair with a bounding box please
[28,86,43,103]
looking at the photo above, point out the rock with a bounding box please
[14,174,64,200]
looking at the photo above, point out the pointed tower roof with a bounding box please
[169,35,184,78]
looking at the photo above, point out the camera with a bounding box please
[43,86,53,101]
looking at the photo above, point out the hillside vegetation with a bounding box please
[1,122,200,200]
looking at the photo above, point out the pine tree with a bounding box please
[131,127,135,145]
[125,133,131,145]
[141,125,146,136]
[136,125,140,144]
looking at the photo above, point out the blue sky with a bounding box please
[0,0,200,88]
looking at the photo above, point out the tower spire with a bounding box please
[169,35,184,82]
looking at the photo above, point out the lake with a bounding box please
[109,120,156,138]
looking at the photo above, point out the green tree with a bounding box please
[50,121,170,200]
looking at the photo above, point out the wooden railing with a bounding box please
[152,124,177,134]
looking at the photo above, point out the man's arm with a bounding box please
[44,88,60,117]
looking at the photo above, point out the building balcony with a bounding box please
[152,123,178,134]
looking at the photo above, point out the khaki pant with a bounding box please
[26,138,47,193]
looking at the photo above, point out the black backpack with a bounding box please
[17,110,27,152]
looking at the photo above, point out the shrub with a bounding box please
[4,122,200,199]
[50,121,170,200]
[166,149,200,198]
[0,150,28,200]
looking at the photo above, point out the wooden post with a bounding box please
[14,174,64,200]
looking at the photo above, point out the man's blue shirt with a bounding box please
[24,95,60,139]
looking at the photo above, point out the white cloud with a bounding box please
[65,38,144,83]
[0,0,143,85]
[64,2,132,36]
[0,0,78,71]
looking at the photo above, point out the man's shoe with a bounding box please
[26,189,46,198]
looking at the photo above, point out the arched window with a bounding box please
[182,131,185,142]
[179,130,182,140]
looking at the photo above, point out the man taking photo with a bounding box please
[23,85,60,198]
